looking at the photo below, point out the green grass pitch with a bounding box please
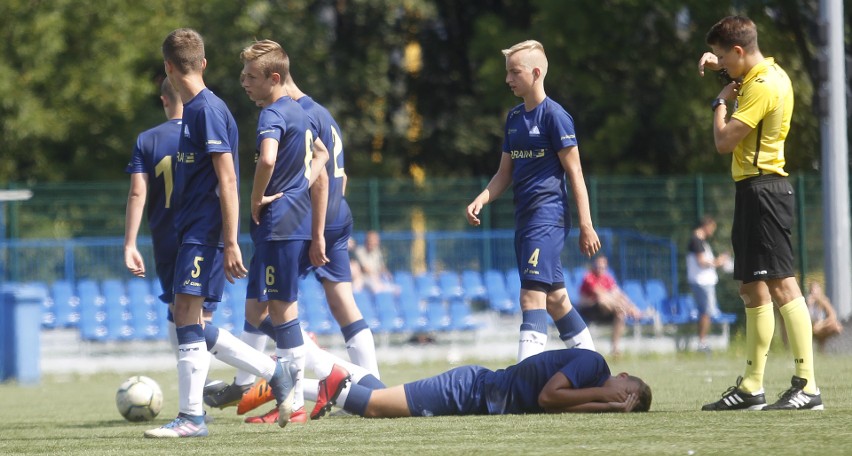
[2,351,852,455]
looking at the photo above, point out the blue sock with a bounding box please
[358,374,386,389]
[520,309,548,334]
[555,308,588,341]
[342,383,373,416]
[258,316,276,339]
[273,319,304,349]
[341,319,369,342]
[243,320,265,335]
[203,323,219,350]
[175,324,204,345]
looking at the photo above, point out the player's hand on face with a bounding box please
[466,201,483,226]
[251,192,284,225]
[578,227,601,258]
[309,237,329,267]
[224,244,247,284]
[698,52,721,76]
[124,248,146,278]
[609,393,638,413]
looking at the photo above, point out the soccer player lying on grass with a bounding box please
[296,348,650,418]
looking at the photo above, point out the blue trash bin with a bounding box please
[1,284,46,384]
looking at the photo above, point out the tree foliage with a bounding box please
[0,0,845,184]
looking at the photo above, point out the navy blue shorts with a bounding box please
[312,223,353,283]
[173,243,225,302]
[403,365,490,416]
[247,239,310,302]
[514,225,567,286]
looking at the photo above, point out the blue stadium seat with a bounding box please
[425,300,449,331]
[300,286,334,335]
[504,269,521,300]
[398,289,428,332]
[353,289,379,330]
[437,270,463,299]
[622,280,654,325]
[374,291,403,333]
[148,279,170,339]
[484,269,513,313]
[127,280,157,340]
[460,269,486,301]
[50,280,77,328]
[392,270,415,296]
[77,279,107,341]
[414,273,441,301]
[101,279,131,340]
[643,279,668,315]
[447,296,479,331]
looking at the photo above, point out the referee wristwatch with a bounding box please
[711,98,726,112]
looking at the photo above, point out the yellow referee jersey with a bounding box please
[729,57,793,182]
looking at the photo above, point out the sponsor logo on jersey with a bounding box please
[509,149,546,159]
[529,126,540,136]
[177,152,195,164]
[560,134,576,141]
[183,124,191,138]
[207,139,223,145]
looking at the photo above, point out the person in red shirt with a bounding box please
[578,255,641,356]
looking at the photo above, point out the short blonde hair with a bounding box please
[240,39,290,80]
[502,40,548,78]
[162,28,205,74]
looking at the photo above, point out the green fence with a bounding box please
[0,173,832,294]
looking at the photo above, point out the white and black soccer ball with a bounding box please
[115,375,163,422]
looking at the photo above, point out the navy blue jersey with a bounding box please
[502,97,578,229]
[251,96,313,242]
[481,348,610,414]
[173,88,240,246]
[296,96,353,230]
[125,119,181,261]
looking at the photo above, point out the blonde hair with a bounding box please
[240,39,290,80]
[162,28,205,74]
[502,40,548,78]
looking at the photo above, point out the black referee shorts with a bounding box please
[731,174,796,284]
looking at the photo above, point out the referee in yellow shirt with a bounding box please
[697,16,822,411]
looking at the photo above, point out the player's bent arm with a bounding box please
[559,146,600,256]
[250,138,280,224]
[309,137,330,188]
[212,151,246,281]
[713,109,752,154]
[363,385,412,418]
[538,372,628,413]
[124,173,149,276]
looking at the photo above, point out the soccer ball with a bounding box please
[115,375,163,422]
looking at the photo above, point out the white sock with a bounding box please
[209,328,276,382]
[302,329,333,379]
[302,329,372,383]
[277,345,306,411]
[564,327,597,352]
[346,329,380,379]
[177,340,209,417]
[303,378,319,402]
[518,330,547,361]
[234,331,269,386]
